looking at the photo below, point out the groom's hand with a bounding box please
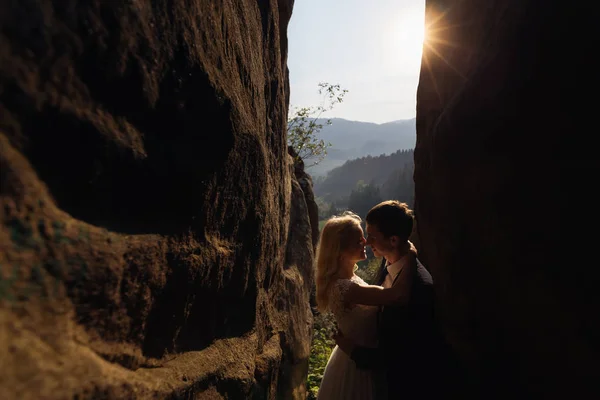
[332,330,356,355]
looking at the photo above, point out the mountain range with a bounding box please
[305,117,416,177]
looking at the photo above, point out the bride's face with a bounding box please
[341,226,367,265]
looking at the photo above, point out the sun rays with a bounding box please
[419,6,467,104]
[422,7,464,71]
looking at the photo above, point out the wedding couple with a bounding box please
[315,200,440,400]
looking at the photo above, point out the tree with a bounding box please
[381,162,415,207]
[327,201,339,217]
[287,82,348,167]
[347,182,383,221]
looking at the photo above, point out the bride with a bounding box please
[315,212,415,400]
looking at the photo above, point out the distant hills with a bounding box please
[313,149,415,206]
[305,117,416,177]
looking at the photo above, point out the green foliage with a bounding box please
[307,311,337,399]
[347,182,383,220]
[355,256,383,285]
[318,220,327,231]
[288,83,348,167]
[316,196,341,221]
[381,161,415,206]
[326,202,340,218]
[314,149,415,206]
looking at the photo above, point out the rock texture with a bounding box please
[0,0,314,399]
[288,147,319,308]
[415,0,600,398]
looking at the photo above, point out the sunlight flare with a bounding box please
[421,7,467,83]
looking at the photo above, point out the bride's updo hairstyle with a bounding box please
[315,211,362,312]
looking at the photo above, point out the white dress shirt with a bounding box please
[382,254,409,288]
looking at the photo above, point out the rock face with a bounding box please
[0,0,314,399]
[288,147,319,308]
[415,0,599,398]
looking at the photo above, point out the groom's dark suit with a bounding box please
[351,257,441,399]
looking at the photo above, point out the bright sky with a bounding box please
[287,0,426,124]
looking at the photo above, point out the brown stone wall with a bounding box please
[415,0,599,398]
[0,0,313,398]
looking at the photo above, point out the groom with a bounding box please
[334,200,442,399]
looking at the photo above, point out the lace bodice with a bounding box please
[328,275,380,348]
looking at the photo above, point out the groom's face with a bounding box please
[365,223,394,259]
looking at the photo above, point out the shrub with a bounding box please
[306,311,337,399]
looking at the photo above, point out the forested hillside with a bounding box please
[314,149,414,214]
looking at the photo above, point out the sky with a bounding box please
[287,0,426,124]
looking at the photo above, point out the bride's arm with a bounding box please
[344,255,416,306]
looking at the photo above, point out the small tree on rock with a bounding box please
[287,82,348,167]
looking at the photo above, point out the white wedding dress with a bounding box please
[317,275,387,400]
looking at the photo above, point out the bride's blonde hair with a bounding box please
[315,211,362,312]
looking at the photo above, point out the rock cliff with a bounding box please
[0,0,314,398]
[415,0,599,398]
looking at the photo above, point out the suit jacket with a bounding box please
[351,257,439,398]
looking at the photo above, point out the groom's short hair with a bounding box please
[366,200,414,241]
